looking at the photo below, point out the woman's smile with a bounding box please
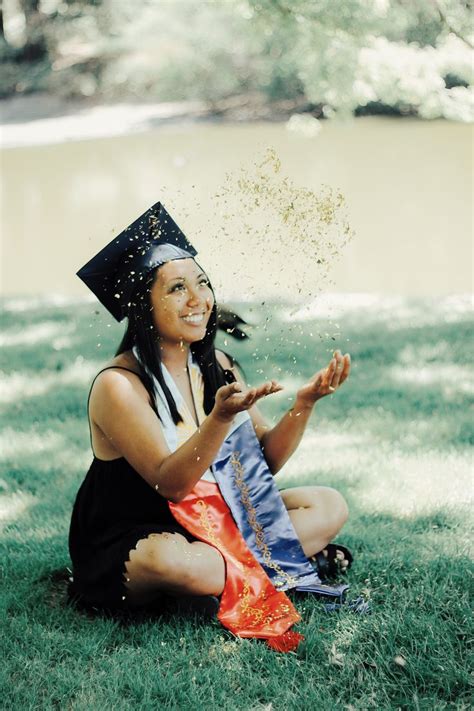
[150,258,215,344]
[181,311,206,325]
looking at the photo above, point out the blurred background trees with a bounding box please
[1,0,472,120]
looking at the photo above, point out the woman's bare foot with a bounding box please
[324,547,350,573]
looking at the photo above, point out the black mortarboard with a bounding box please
[76,202,197,321]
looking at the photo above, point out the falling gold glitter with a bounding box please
[211,147,355,305]
[153,150,355,370]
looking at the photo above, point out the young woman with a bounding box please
[69,203,352,652]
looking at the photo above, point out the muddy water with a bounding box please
[1,117,472,300]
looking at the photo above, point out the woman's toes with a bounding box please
[313,548,350,569]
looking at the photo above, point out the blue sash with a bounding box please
[212,419,348,599]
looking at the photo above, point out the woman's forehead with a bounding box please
[156,258,201,283]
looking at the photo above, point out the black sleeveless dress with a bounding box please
[68,366,196,610]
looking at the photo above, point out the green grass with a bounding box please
[1,294,472,710]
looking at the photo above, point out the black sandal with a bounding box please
[309,543,354,581]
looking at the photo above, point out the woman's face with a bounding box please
[149,258,214,345]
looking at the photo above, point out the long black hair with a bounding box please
[114,263,236,424]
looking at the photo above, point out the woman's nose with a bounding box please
[186,287,201,305]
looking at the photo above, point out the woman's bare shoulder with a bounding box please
[88,352,168,476]
[102,349,141,373]
[90,350,150,411]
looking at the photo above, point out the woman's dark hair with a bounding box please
[114,263,236,424]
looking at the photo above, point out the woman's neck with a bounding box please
[159,340,190,373]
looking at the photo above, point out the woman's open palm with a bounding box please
[296,350,351,406]
[213,380,283,422]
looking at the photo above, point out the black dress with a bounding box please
[68,366,195,610]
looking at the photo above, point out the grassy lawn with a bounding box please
[1,293,472,710]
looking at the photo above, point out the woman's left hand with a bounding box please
[296,350,351,407]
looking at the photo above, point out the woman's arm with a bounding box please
[216,349,350,475]
[90,368,280,502]
[258,399,315,475]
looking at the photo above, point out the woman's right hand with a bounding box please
[212,380,283,423]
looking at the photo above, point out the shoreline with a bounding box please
[0,92,429,150]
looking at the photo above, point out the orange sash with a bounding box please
[169,479,304,653]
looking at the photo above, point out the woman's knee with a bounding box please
[319,487,349,534]
[129,533,190,580]
[303,486,348,539]
[330,488,349,524]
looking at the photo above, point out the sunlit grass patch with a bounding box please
[0,490,36,527]
[1,294,95,313]
[354,446,472,517]
[389,363,474,396]
[0,320,76,348]
[285,293,473,328]
[1,293,472,709]
[1,428,65,459]
[1,358,103,403]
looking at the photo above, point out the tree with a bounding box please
[246,0,473,119]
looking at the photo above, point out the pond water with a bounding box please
[1,116,472,300]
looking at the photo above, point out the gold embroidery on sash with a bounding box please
[195,499,283,628]
[240,579,265,625]
[196,499,220,548]
[229,451,298,589]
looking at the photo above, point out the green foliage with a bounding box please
[248,0,473,119]
[1,294,473,708]
[1,0,472,119]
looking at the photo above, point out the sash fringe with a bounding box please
[266,630,305,653]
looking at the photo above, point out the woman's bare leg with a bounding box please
[123,532,225,607]
[122,486,348,606]
[280,485,349,558]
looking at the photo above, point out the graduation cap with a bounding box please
[76,202,197,322]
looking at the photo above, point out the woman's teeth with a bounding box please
[182,313,204,324]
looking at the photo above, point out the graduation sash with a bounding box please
[169,480,304,652]
[134,346,347,651]
[169,419,347,653]
[212,419,348,599]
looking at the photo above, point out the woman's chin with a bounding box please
[182,326,208,343]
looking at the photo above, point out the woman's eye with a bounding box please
[169,279,209,293]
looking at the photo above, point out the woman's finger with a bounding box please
[253,381,282,399]
[268,381,284,394]
[253,382,271,398]
[321,358,336,389]
[241,388,257,406]
[252,388,268,404]
[330,352,345,388]
[221,382,242,400]
[339,354,351,385]
[307,373,323,394]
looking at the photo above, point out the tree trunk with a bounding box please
[18,0,47,60]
